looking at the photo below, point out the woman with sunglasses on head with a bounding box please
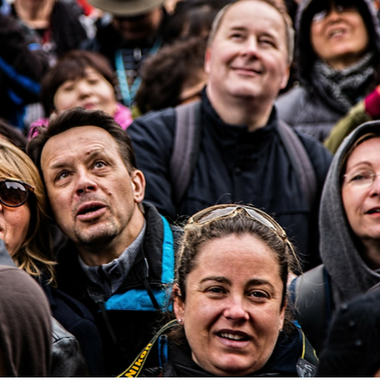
[276,0,380,143]
[121,204,318,377]
[292,121,380,357]
[0,139,105,376]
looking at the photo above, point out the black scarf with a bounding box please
[312,52,376,113]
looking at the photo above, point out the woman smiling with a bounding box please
[126,204,318,377]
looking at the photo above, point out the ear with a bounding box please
[280,65,290,90]
[173,284,185,322]
[131,170,145,204]
[204,46,212,75]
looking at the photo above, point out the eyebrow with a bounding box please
[48,148,106,170]
[200,276,276,291]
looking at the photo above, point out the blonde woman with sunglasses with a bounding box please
[119,204,318,377]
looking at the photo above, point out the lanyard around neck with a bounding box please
[115,37,162,107]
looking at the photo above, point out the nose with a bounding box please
[370,173,380,196]
[75,169,97,195]
[223,295,249,322]
[77,81,92,98]
[242,36,259,58]
[325,6,343,21]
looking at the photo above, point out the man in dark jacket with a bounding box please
[27,107,181,376]
[127,0,332,272]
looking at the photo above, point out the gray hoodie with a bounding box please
[320,120,380,306]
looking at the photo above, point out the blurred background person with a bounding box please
[0,12,50,132]
[28,50,133,137]
[84,0,169,108]
[163,0,234,43]
[134,36,207,116]
[276,0,380,142]
[316,284,380,376]
[0,265,51,376]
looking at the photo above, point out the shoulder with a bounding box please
[294,129,333,178]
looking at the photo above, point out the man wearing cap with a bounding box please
[83,0,168,108]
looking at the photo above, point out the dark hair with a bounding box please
[170,205,299,343]
[40,50,116,116]
[0,119,27,151]
[164,0,234,43]
[297,0,380,84]
[135,36,207,113]
[27,107,138,178]
[135,37,206,113]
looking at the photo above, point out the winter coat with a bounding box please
[276,0,380,142]
[0,13,49,129]
[292,121,380,354]
[127,90,332,271]
[0,265,52,376]
[0,238,103,376]
[55,202,182,376]
[140,326,319,377]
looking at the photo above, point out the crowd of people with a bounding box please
[1,0,380,377]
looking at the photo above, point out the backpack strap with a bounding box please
[277,120,317,210]
[290,265,331,354]
[171,101,202,207]
[117,319,179,378]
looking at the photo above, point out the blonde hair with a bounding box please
[0,140,55,282]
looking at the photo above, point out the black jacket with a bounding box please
[127,91,332,271]
[55,202,182,376]
[142,326,318,377]
[0,13,49,129]
[276,0,380,142]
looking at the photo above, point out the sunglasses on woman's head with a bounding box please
[0,179,34,208]
[189,205,287,240]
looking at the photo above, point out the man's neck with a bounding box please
[206,86,273,131]
[76,209,145,267]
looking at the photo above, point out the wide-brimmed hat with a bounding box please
[88,0,165,16]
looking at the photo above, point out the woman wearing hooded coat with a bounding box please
[291,120,380,355]
[276,0,380,142]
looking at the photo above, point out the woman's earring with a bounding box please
[178,319,182,323]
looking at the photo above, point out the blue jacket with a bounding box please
[55,202,182,376]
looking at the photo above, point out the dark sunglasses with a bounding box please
[312,1,358,23]
[0,179,34,208]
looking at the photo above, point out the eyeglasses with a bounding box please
[343,171,380,188]
[312,2,358,23]
[189,204,287,240]
[0,179,34,207]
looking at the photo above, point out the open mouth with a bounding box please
[217,332,250,342]
[76,202,106,220]
[366,208,380,214]
[328,28,347,38]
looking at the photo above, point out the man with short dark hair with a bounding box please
[28,107,181,376]
[127,0,333,271]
